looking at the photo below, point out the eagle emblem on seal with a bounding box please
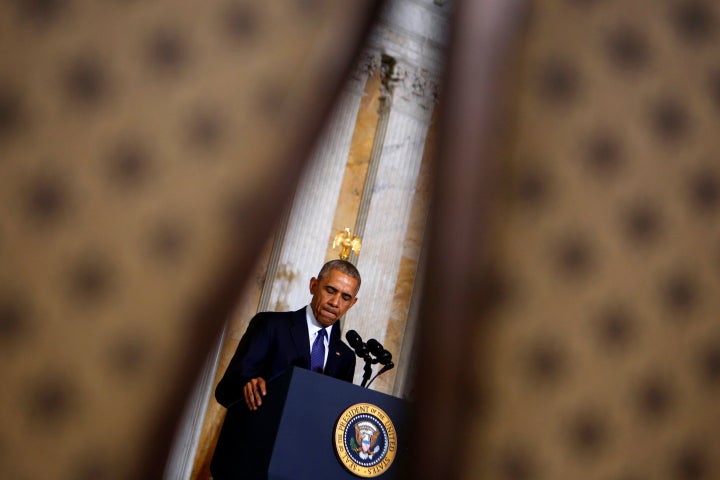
[352,421,381,459]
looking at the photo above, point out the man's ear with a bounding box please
[309,277,318,294]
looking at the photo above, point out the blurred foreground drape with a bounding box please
[412,0,720,479]
[0,1,381,478]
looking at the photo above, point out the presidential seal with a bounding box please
[334,403,397,478]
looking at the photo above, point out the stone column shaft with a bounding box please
[345,61,436,390]
[262,58,377,312]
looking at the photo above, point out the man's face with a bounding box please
[309,269,359,328]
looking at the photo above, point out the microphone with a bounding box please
[366,338,393,366]
[363,338,395,388]
[366,338,382,355]
[347,329,374,388]
[346,330,368,357]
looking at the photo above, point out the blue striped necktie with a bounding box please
[310,328,327,373]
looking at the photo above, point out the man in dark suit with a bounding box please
[210,260,361,478]
[214,259,361,410]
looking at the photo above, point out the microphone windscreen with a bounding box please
[366,338,383,355]
[378,350,392,364]
[345,329,363,348]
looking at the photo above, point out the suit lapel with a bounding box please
[289,308,310,368]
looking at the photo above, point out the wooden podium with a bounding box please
[210,367,409,479]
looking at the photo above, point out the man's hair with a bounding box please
[317,259,361,291]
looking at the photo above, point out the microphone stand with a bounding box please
[360,351,374,388]
[345,331,395,388]
[357,345,377,388]
[363,339,394,388]
[365,362,394,388]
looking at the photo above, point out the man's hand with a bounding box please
[243,377,266,410]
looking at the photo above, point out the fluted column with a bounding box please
[345,60,438,391]
[261,52,381,312]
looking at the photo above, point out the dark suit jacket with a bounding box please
[214,307,356,408]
